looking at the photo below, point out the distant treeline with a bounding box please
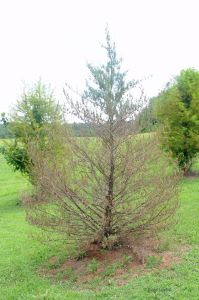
[137,97,158,133]
[69,123,94,137]
[0,124,14,139]
[0,103,157,139]
[0,122,93,139]
[0,116,157,139]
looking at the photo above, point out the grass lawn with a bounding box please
[0,153,199,299]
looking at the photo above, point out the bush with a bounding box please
[1,80,63,179]
[0,144,30,174]
[156,69,199,172]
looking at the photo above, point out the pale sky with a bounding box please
[1,0,199,114]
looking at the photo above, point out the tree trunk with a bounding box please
[103,128,114,239]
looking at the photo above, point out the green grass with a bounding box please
[0,154,199,299]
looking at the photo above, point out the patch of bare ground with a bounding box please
[39,243,191,289]
[184,170,199,179]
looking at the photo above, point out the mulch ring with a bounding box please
[40,244,190,288]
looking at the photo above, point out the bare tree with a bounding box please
[24,30,180,250]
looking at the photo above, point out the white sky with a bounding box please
[1,0,199,114]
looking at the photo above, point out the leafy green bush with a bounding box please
[1,80,63,179]
[0,144,30,174]
[156,68,199,172]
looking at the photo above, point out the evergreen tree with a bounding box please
[26,30,180,251]
[1,80,63,177]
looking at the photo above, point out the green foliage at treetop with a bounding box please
[0,80,63,178]
[156,68,199,171]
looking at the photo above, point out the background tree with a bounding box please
[0,80,63,177]
[156,68,199,172]
[137,97,158,132]
[0,113,14,139]
[0,112,9,126]
[25,30,180,251]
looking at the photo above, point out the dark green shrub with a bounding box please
[157,68,199,172]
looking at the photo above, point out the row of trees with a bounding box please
[2,30,196,251]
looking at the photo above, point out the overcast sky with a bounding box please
[0,0,199,114]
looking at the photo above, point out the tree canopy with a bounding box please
[156,68,199,171]
[0,80,63,177]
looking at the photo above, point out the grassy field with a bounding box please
[0,153,199,300]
